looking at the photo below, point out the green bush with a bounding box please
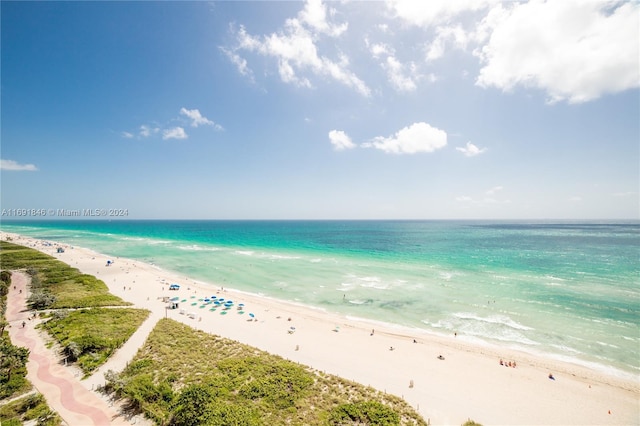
[0,341,30,398]
[329,400,401,425]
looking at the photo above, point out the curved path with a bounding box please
[6,271,132,426]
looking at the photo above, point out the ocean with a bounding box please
[1,220,638,379]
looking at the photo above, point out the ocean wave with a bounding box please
[235,250,254,256]
[452,312,534,331]
[544,274,566,281]
[177,244,221,252]
[423,317,539,346]
[348,299,373,305]
[265,254,301,261]
[595,341,620,349]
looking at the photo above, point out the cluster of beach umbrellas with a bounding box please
[181,295,252,316]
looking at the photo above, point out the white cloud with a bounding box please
[369,42,393,59]
[139,125,159,138]
[228,1,370,97]
[386,0,496,28]
[475,1,640,103]
[121,131,134,139]
[0,159,38,171]
[383,56,419,92]
[456,196,473,202]
[485,186,503,195]
[426,24,470,61]
[363,122,447,154]
[162,127,188,140]
[569,196,582,202]
[328,130,356,151]
[180,108,222,129]
[299,0,347,37]
[456,141,487,157]
[220,47,255,82]
[612,191,637,197]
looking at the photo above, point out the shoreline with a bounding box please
[2,231,639,425]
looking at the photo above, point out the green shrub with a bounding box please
[329,400,401,425]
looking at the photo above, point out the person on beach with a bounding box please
[371,329,375,336]
[22,321,26,328]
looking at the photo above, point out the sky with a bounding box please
[1,0,639,220]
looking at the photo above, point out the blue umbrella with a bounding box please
[249,313,255,318]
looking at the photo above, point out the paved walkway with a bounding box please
[6,272,133,426]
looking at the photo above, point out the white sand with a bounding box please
[3,232,639,425]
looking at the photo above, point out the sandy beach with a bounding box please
[3,232,639,425]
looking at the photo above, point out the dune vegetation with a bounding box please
[103,318,428,426]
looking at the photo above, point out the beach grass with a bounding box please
[39,308,149,376]
[103,318,427,425]
[0,393,61,426]
[0,241,129,309]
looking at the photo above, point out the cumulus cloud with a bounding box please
[328,130,356,151]
[180,107,222,129]
[426,24,471,61]
[475,1,640,103]
[363,122,447,154]
[299,0,347,37]
[385,0,638,103]
[227,0,370,96]
[456,141,487,157]
[162,127,188,140]
[0,159,38,171]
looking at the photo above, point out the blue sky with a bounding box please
[1,0,638,220]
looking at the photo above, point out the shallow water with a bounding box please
[3,219,638,378]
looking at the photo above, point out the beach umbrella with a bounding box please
[249,313,255,318]
[171,297,179,301]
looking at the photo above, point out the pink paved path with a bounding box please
[6,271,132,426]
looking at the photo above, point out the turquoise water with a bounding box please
[2,220,638,378]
